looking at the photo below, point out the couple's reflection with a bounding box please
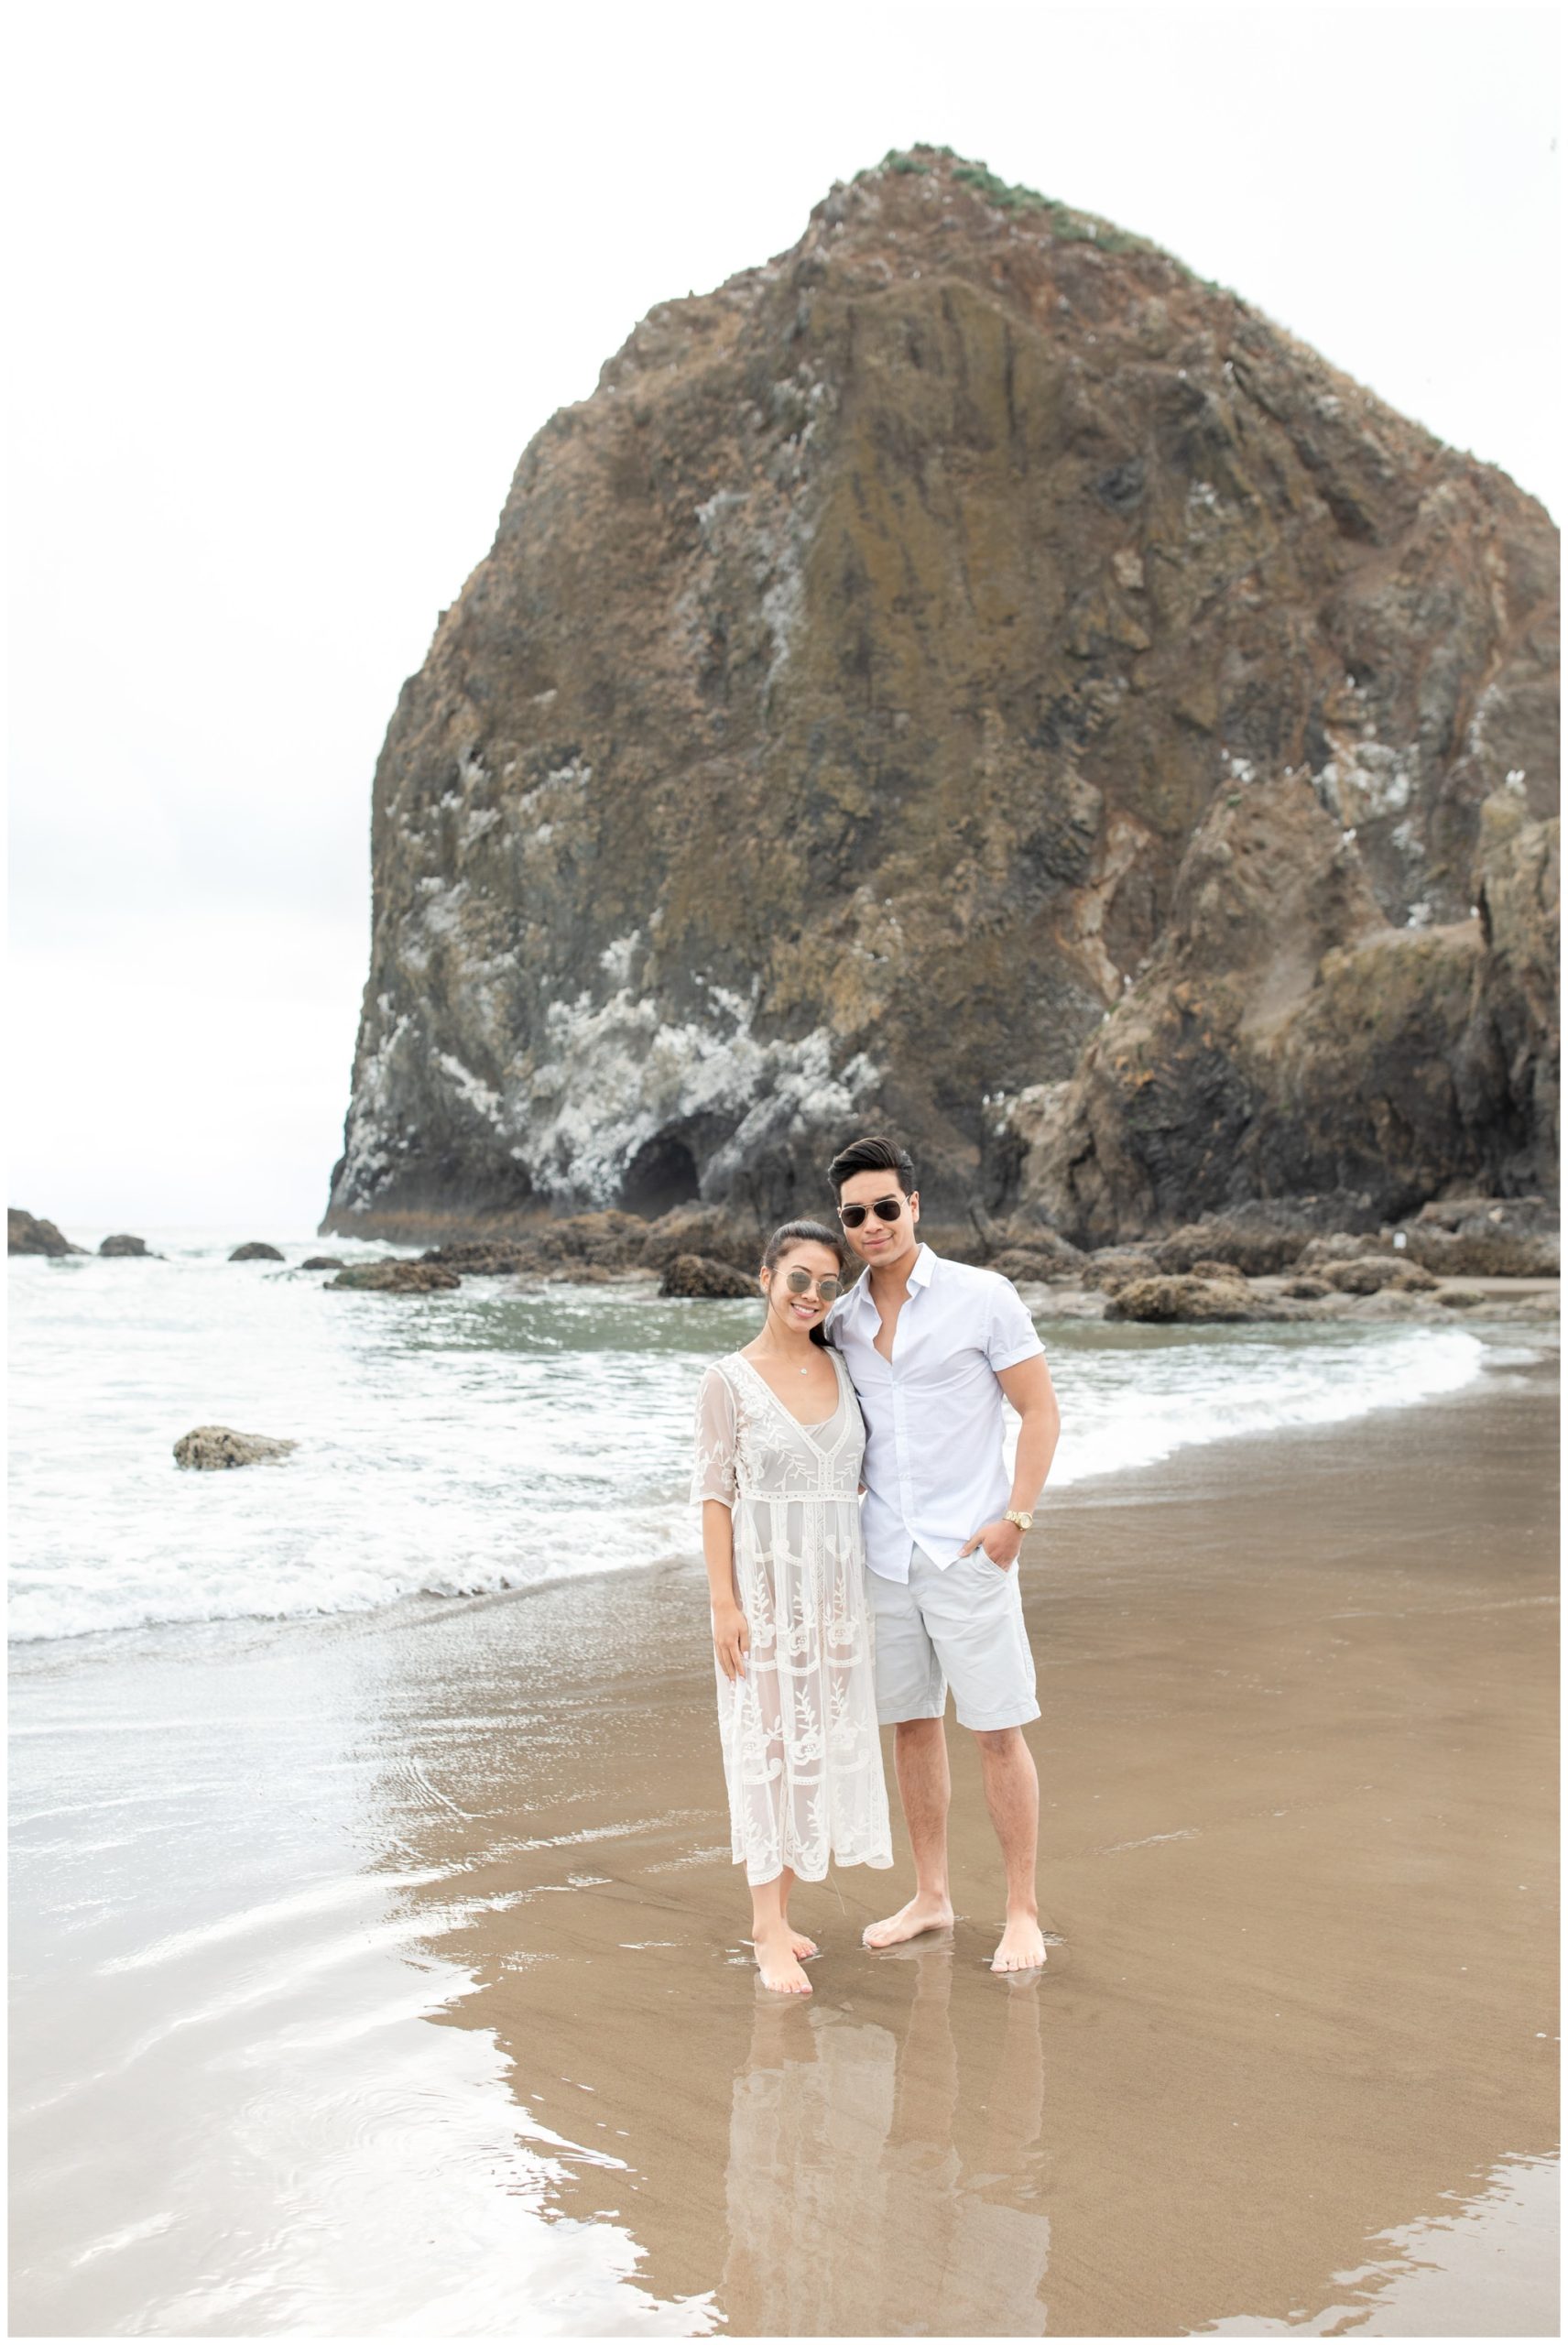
[723,1942,1051,2336]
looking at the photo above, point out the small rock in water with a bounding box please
[329,1260,462,1293]
[9,1208,88,1257]
[300,1256,345,1271]
[659,1253,757,1299]
[174,1424,298,1470]
[229,1240,285,1262]
[99,1233,158,1258]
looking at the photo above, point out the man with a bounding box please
[824,1134,1061,1973]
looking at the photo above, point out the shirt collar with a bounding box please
[845,1238,933,1312]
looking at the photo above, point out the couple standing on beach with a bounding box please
[693,1134,1062,1992]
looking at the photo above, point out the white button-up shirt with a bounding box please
[826,1243,1045,1583]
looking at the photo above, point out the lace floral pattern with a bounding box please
[693,1351,893,1885]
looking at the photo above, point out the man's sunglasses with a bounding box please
[781,1269,842,1303]
[837,1194,905,1229]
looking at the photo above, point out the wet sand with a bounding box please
[10,1364,1558,2336]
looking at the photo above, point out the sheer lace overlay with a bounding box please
[693,1351,893,1885]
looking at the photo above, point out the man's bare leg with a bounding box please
[975,1726,1047,1971]
[864,1717,956,1947]
[750,1870,811,1992]
[777,1865,817,1959]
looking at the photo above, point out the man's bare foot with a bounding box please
[991,1914,1047,1972]
[862,1893,954,1949]
[753,1928,812,1993]
[787,1929,818,1959]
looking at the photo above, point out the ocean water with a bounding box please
[8,1227,1543,1645]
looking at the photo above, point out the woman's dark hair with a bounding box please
[761,1218,848,1348]
[826,1133,916,1199]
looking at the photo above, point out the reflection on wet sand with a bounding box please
[723,1947,1050,2336]
[13,1380,1552,2335]
[394,1380,1556,2337]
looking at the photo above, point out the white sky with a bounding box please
[7,2,1560,1232]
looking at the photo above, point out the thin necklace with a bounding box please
[756,1330,815,1376]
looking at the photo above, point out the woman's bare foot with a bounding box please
[754,1926,812,1993]
[787,1929,818,1959]
[991,1914,1047,1972]
[862,1892,954,1949]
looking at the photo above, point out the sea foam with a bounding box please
[8,1236,1509,1644]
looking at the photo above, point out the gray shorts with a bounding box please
[866,1544,1040,1732]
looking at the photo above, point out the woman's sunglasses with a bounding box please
[837,1194,905,1229]
[780,1269,842,1303]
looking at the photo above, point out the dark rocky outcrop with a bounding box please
[99,1234,157,1258]
[1149,1199,1380,1272]
[9,1209,87,1257]
[1395,1195,1558,1277]
[659,1254,757,1298]
[174,1425,297,1469]
[638,1206,767,1276]
[1012,784,1559,1246]
[985,1235,1087,1283]
[329,1261,462,1294]
[230,1241,285,1263]
[322,145,1557,1244]
[424,1210,649,1277]
[1078,1247,1158,1292]
[300,1255,346,1271]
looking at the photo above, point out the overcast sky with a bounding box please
[8,2,1560,1232]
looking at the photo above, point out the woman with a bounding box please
[692,1220,893,1993]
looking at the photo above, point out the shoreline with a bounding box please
[8,1291,1555,1661]
[10,1360,1558,2336]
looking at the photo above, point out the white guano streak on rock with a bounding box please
[342,1002,416,1191]
[522,984,880,1206]
[436,1053,506,1126]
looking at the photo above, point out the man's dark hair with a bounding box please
[827,1134,916,1198]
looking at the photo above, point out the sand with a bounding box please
[9,1365,1558,2337]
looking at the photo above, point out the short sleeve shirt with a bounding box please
[825,1243,1045,1582]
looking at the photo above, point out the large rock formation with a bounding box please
[324,147,1558,1240]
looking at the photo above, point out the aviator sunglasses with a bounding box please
[836,1194,906,1229]
[780,1268,842,1303]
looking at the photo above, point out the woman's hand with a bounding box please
[713,1601,750,1682]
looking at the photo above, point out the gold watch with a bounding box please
[1005,1509,1034,1532]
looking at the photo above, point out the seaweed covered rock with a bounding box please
[1321,1257,1439,1294]
[638,1207,767,1276]
[659,1254,757,1299]
[329,1260,462,1294]
[1105,1273,1263,1323]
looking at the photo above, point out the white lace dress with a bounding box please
[692,1349,893,1886]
